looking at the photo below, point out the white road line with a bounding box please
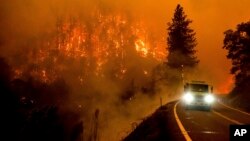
[212,110,242,125]
[218,101,250,116]
[174,101,192,141]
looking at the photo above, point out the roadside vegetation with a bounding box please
[223,21,250,112]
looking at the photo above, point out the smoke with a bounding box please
[0,0,171,140]
[1,0,250,140]
[181,0,250,93]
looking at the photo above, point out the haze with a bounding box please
[1,0,250,140]
[1,0,250,93]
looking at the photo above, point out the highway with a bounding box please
[172,100,250,141]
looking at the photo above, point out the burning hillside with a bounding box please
[0,1,168,141]
[12,9,166,86]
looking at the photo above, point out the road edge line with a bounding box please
[174,101,192,141]
[212,110,242,125]
[218,101,250,116]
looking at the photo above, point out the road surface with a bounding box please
[172,100,250,141]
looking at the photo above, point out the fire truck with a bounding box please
[182,81,215,111]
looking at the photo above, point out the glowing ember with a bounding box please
[135,39,149,57]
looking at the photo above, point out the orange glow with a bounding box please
[12,12,166,83]
[135,39,148,57]
[215,75,234,94]
[2,1,250,140]
[14,69,22,79]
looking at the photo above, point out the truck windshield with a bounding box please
[189,84,209,92]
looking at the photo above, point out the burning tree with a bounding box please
[0,0,173,140]
[11,6,166,100]
[2,2,168,140]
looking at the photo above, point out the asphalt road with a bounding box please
[172,100,250,141]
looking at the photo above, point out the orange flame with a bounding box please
[13,13,166,84]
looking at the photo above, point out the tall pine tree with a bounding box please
[167,4,198,69]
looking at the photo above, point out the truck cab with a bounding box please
[182,81,215,111]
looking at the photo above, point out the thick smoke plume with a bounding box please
[2,0,248,140]
[0,0,173,141]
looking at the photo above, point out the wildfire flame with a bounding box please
[13,11,166,84]
[135,39,148,57]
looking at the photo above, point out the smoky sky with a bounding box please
[1,0,250,93]
[180,0,250,93]
[1,0,250,140]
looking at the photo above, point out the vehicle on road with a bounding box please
[182,81,215,111]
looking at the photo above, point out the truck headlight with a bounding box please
[204,95,214,103]
[183,92,194,103]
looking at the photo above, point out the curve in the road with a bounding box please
[173,100,250,141]
[174,101,192,141]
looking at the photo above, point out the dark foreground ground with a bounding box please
[123,101,184,141]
